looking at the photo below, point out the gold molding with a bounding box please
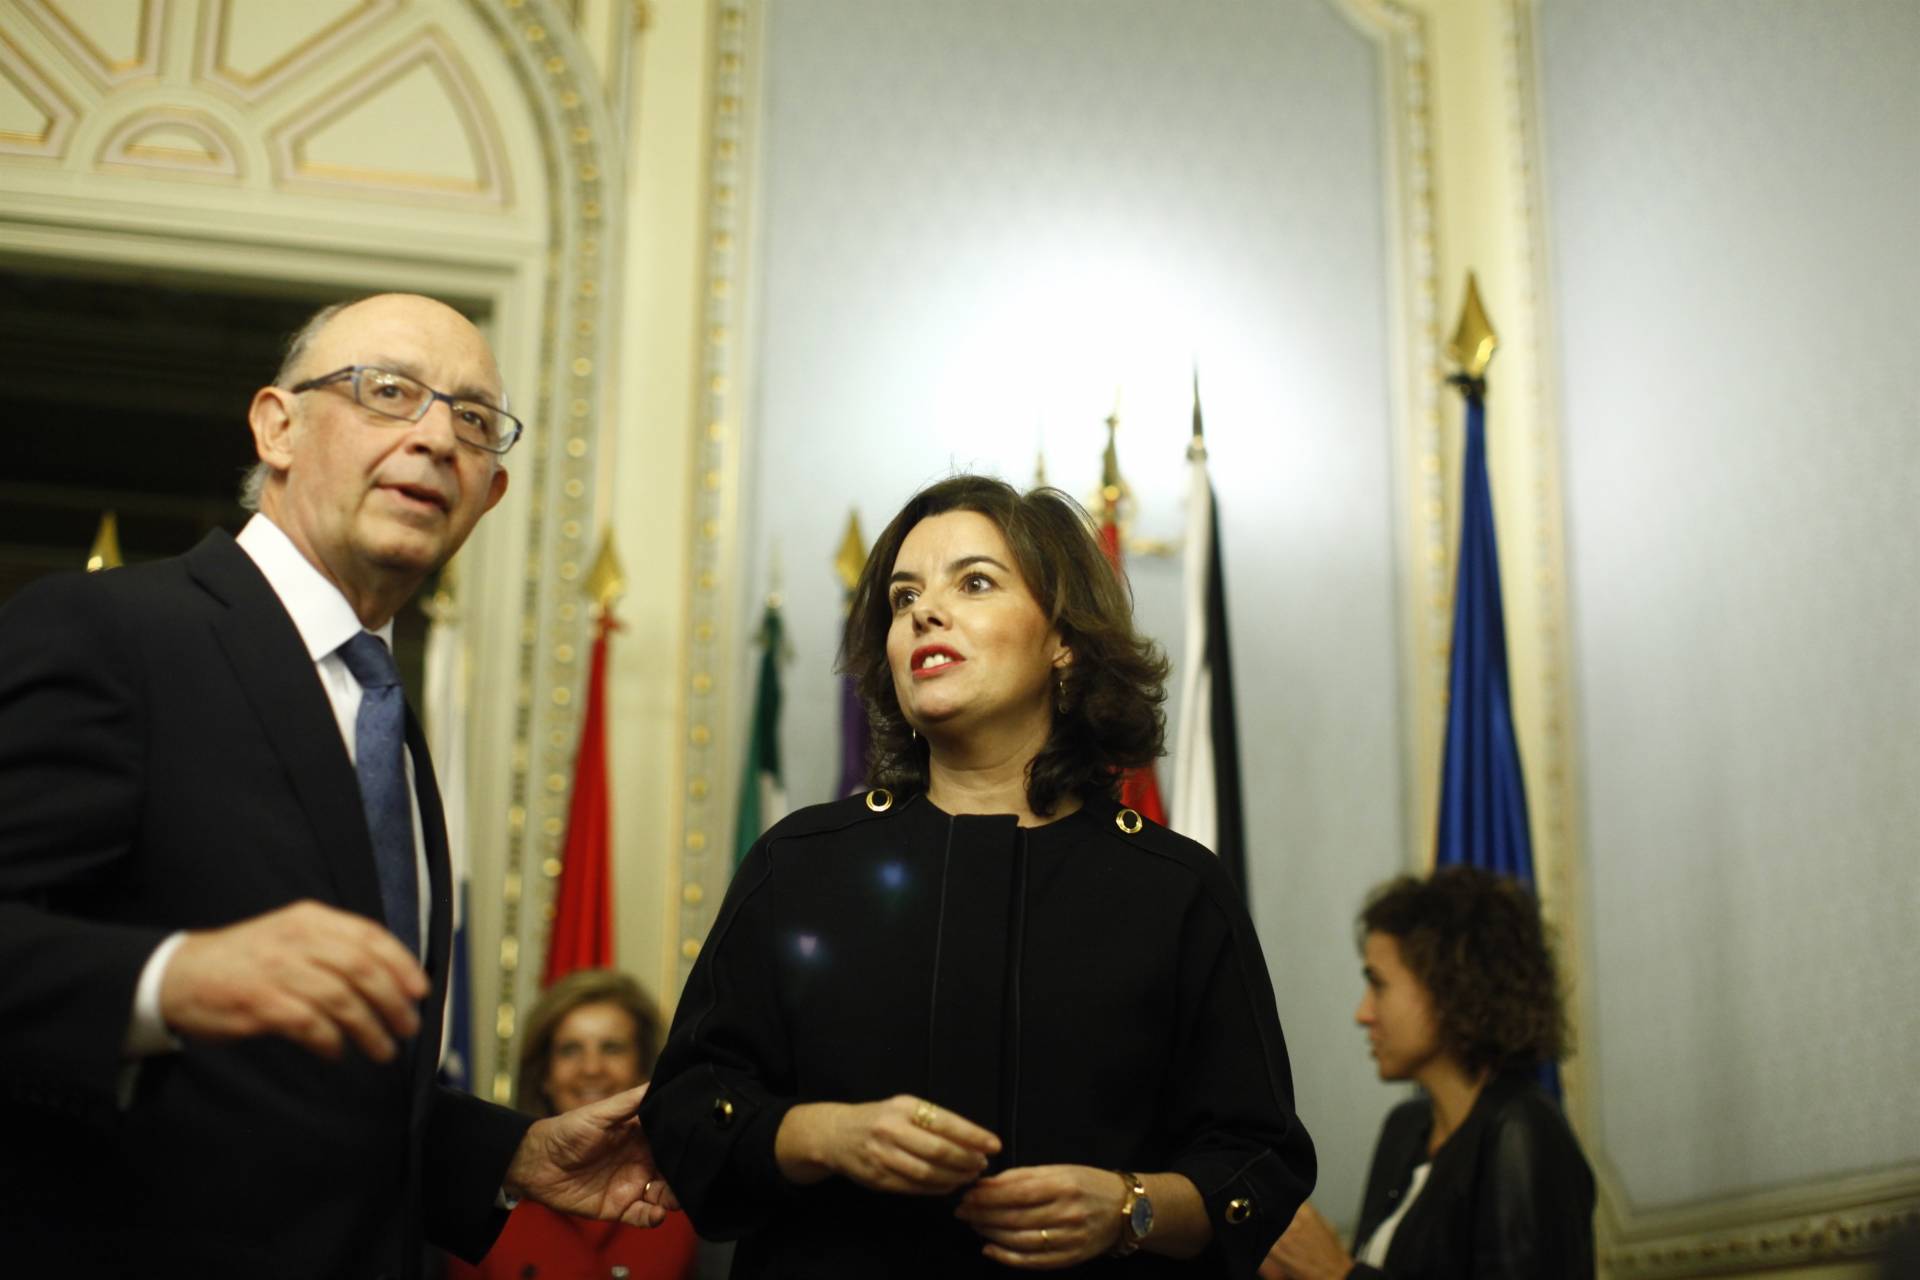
[0,29,79,157]
[97,106,242,178]
[674,0,750,989]
[462,0,624,1104]
[269,26,510,205]
[197,0,400,104]
[18,0,164,90]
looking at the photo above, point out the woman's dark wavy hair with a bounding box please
[840,474,1169,817]
[514,968,664,1117]
[1359,866,1570,1075]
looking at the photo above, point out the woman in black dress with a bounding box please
[641,475,1315,1277]
[1261,868,1593,1280]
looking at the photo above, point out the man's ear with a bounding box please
[482,464,509,514]
[247,387,297,473]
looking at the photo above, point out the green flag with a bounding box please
[735,602,788,865]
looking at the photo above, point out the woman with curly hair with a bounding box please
[1261,867,1594,1280]
[642,475,1316,1277]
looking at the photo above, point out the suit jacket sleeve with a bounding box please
[1156,864,1318,1276]
[423,1085,537,1260]
[0,575,169,1124]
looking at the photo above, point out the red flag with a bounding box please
[543,614,617,984]
[1097,517,1168,825]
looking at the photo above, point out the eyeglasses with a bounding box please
[290,364,524,456]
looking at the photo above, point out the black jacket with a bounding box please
[1348,1073,1594,1279]
[641,792,1316,1278]
[0,533,530,1278]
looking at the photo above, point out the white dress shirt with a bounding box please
[123,515,430,1058]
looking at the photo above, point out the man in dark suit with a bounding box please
[0,294,671,1277]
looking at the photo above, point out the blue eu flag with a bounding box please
[1434,381,1559,1098]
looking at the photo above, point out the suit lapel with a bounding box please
[185,531,386,923]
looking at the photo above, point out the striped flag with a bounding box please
[736,601,789,864]
[1170,381,1246,894]
[423,577,472,1090]
[543,612,617,984]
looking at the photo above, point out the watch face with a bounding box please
[1130,1196,1154,1239]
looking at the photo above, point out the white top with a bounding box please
[123,516,430,1060]
[1357,1160,1432,1268]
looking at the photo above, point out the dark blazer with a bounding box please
[642,792,1316,1278]
[0,531,529,1279]
[1347,1073,1595,1280]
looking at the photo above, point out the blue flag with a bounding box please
[1434,382,1558,1098]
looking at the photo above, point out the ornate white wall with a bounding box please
[1537,0,1920,1269]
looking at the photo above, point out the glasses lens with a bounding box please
[448,402,510,452]
[355,368,432,420]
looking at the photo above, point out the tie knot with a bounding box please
[337,632,400,691]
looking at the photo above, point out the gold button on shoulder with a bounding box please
[1225,1197,1253,1224]
[865,787,893,812]
[1115,808,1143,835]
[712,1097,735,1127]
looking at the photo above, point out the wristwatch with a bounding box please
[1111,1170,1154,1257]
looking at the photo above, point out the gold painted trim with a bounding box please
[460,0,625,1104]
[675,0,753,991]
[0,29,79,157]
[197,0,400,103]
[96,107,242,178]
[268,26,510,206]
[1326,0,1449,873]
[18,0,164,90]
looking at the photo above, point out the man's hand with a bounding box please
[505,1084,678,1228]
[159,900,428,1062]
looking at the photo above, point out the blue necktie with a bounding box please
[337,632,420,957]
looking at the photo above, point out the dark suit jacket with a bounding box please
[0,530,530,1279]
[1348,1073,1595,1280]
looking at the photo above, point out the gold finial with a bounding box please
[584,531,625,612]
[1188,367,1208,462]
[86,512,122,572]
[1099,400,1127,514]
[834,510,867,594]
[1446,272,1499,380]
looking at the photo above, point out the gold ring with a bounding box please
[911,1100,937,1130]
[1040,1228,1051,1248]
[642,1179,656,1198]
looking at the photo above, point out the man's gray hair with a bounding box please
[238,298,363,511]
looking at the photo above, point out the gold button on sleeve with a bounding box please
[865,788,893,812]
[1115,808,1143,835]
[1225,1197,1253,1224]
[712,1098,735,1128]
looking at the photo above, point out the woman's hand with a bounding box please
[955,1164,1126,1269]
[775,1095,999,1195]
[1260,1202,1354,1280]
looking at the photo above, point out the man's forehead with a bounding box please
[309,295,500,385]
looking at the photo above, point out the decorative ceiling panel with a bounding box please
[98,107,241,177]
[197,0,398,102]
[271,27,507,203]
[0,32,77,157]
[19,0,162,89]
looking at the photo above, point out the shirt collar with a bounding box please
[235,514,394,661]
